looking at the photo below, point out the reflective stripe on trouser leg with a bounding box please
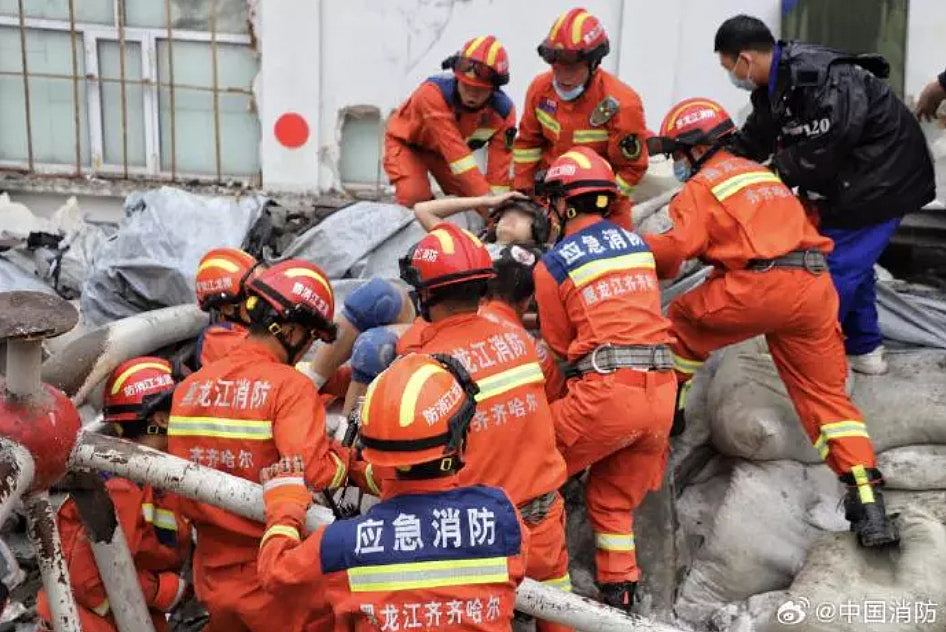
[850,464,876,504]
[812,419,875,476]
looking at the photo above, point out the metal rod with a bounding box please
[209,0,222,182]
[24,492,82,632]
[117,0,130,179]
[69,432,682,631]
[16,0,34,172]
[68,471,157,632]
[164,0,177,181]
[67,0,81,176]
[0,70,252,94]
[5,339,43,399]
[0,438,34,528]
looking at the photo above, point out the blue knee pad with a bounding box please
[342,278,403,332]
[351,326,400,384]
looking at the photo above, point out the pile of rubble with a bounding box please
[1,171,946,631]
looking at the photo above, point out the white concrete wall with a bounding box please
[255,0,946,195]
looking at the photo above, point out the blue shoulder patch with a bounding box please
[545,220,651,285]
[426,74,457,106]
[489,90,514,119]
[319,485,521,574]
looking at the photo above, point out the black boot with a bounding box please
[670,381,690,437]
[598,581,636,612]
[840,468,899,547]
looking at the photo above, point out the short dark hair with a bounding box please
[426,280,486,311]
[486,257,535,306]
[714,15,775,57]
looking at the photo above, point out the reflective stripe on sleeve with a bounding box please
[710,170,781,201]
[449,154,479,175]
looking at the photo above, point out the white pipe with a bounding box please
[632,188,680,228]
[70,432,685,631]
[69,431,336,530]
[0,438,34,529]
[23,492,82,632]
[89,529,158,632]
[42,305,209,406]
[5,339,43,399]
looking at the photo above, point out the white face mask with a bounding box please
[728,56,757,91]
[553,78,585,101]
[672,159,692,182]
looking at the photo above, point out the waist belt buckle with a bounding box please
[803,250,826,275]
[754,258,775,273]
[590,343,616,375]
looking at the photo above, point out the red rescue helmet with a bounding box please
[442,35,510,89]
[538,8,610,68]
[245,259,337,344]
[103,357,176,431]
[542,147,618,201]
[399,223,496,291]
[646,97,736,157]
[195,248,257,311]
[359,353,479,468]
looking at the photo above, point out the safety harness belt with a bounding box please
[572,343,674,376]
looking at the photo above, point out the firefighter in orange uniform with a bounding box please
[38,358,189,632]
[257,352,527,631]
[384,36,516,208]
[533,147,676,609]
[168,259,351,631]
[194,247,258,367]
[644,97,898,547]
[396,224,573,631]
[513,8,648,230]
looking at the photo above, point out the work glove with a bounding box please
[351,327,399,384]
[260,456,312,529]
[343,278,404,332]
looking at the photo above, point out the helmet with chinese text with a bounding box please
[359,353,479,469]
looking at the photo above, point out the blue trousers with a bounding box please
[822,218,901,355]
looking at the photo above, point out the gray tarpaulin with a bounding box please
[0,257,54,294]
[877,281,946,349]
[80,187,267,325]
[282,201,484,304]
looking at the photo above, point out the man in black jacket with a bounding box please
[713,15,935,375]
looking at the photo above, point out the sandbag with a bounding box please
[674,459,843,626]
[768,507,946,632]
[709,341,946,463]
[876,281,946,349]
[877,446,946,491]
[81,187,266,325]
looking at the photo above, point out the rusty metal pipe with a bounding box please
[24,492,81,632]
[70,433,683,631]
[0,438,34,528]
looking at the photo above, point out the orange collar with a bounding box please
[381,474,459,501]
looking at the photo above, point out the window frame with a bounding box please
[0,11,256,184]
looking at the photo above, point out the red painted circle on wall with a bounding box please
[274,112,310,148]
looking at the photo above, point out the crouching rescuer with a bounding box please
[169,259,351,631]
[645,97,898,547]
[257,352,528,631]
[533,147,677,609]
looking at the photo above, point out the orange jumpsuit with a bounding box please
[168,339,350,632]
[398,311,572,630]
[258,477,527,632]
[534,214,676,584]
[644,151,877,476]
[37,477,190,632]
[384,75,516,207]
[513,69,649,230]
[198,321,248,367]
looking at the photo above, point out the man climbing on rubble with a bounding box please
[514,7,649,230]
[714,15,935,375]
[168,259,351,631]
[384,36,516,209]
[392,223,573,630]
[533,146,677,610]
[256,352,528,631]
[38,357,190,632]
[645,97,899,548]
[194,247,259,367]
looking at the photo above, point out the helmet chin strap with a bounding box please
[270,323,313,365]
